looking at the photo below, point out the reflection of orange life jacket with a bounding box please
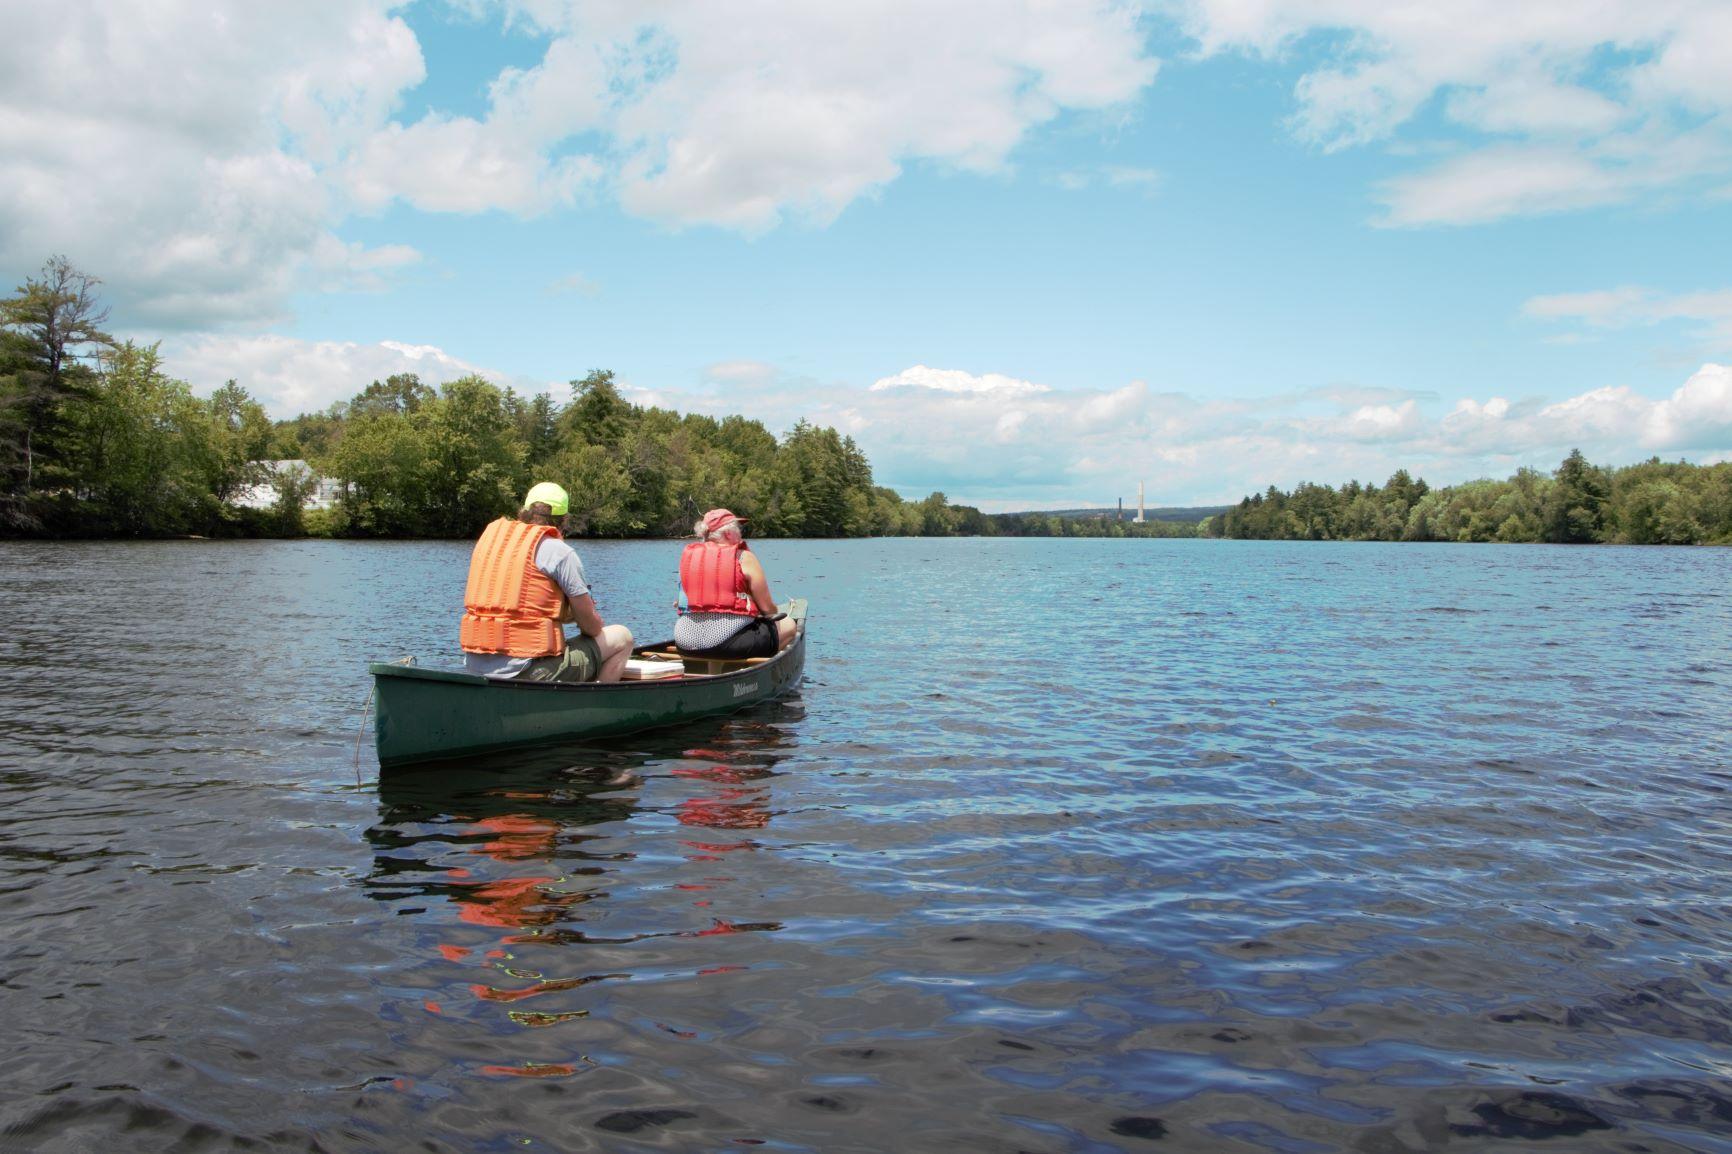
[679,541,754,615]
[460,518,566,657]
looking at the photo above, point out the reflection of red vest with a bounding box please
[680,541,754,615]
[460,518,565,657]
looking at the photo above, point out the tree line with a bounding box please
[0,258,279,537]
[25,258,1706,547]
[2,256,1191,540]
[282,366,992,539]
[1203,451,1732,545]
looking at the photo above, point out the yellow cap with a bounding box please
[524,481,569,515]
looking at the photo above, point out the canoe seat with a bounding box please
[637,646,772,676]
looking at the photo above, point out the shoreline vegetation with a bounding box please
[2,257,1198,542]
[3,258,1726,545]
[1202,454,1732,546]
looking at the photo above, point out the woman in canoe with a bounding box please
[675,508,796,660]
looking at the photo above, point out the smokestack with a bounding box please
[1117,497,1122,521]
[1135,481,1145,523]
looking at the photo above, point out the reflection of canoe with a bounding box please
[371,599,807,770]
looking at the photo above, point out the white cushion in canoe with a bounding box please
[623,657,685,680]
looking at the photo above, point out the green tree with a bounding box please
[564,369,629,451]
[270,461,320,537]
[190,380,274,530]
[350,373,433,420]
[520,391,561,468]
[548,441,633,535]
[1546,448,1610,543]
[0,256,114,518]
[915,491,957,536]
[777,421,851,536]
[318,408,426,535]
[415,375,525,537]
[68,342,205,535]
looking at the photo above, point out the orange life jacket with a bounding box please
[679,541,754,615]
[459,518,566,657]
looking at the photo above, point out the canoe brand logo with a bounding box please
[733,679,760,698]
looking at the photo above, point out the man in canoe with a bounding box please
[674,508,796,660]
[460,482,634,683]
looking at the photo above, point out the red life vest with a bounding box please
[460,518,566,657]
[679,541,755,615]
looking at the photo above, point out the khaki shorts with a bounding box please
[517,633,603,683]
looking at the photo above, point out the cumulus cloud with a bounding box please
[656,360,1732,507]
[161,333,535,417]
[14,0,1732,337]
[1435,366,1732,456]
[0,2,427,327]
[343,116,605,215]
[1337,400,1422,441]
[346,1,1161,230]
[1170,0,1732,225]
[1642,363,1732,448]
[870,365,1052,397]
[2,1,1158,326]
[151,335,1732,505]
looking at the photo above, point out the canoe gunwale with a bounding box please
[368,642,779,691]
[368,599,805,692]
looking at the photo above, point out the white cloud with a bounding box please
[1451,396,1510,421]
[1377,145,1631,227]
[161,333,536,417]
[1524,285,1732,348]
[342,115,605,215]
[656,359,1732,506]
[148,335,1732,504]
[13,0,1732,339]
[1337,400,1422,441]
[870,364,1052,397]
[1076,381,1149,430]
[1644,363,1732,448]
[0,2,427,327]
[1432,366,1732,455]
[1445,73,1626,138]
[2,1,1158,327]
[407,1,1163,231]
[1172,0,1732,224]
[1524,287,1654,326]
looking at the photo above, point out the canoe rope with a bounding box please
[355,656,417,784]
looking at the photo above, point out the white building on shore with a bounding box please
[232,460,343,511]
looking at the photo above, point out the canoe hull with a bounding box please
[372,600,806,769]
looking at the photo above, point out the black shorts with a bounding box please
[679,617,777,660]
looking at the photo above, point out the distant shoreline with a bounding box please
[4,526,1725,546]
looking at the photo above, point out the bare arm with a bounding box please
[542,540,604,636]
[564,592,607,638]
[739,551,778,616]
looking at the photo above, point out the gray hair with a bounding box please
[697,517,742,543]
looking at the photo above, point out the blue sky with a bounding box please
[5,1,1732,508]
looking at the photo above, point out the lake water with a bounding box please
[1,537,1729,1153]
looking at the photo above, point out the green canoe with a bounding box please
[370,599,808,769]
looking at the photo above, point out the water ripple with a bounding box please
[0,538,1728,1151]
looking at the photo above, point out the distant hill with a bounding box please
[995,505,1230,524]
